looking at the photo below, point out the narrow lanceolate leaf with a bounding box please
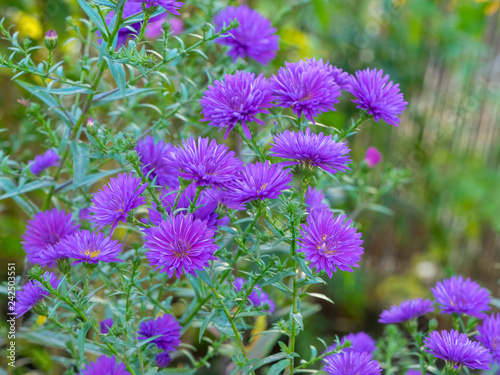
[69,141,89,189]
[77,0,108,38]
[199,309,219,342]
[105,57,126,97]
[78,321,92,362]
[267,359,290,375]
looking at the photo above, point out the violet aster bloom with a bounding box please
[165,137,243,188]
[305,186,329,213]
[406,371,429,375]
[323,352,382,375]
[135,136,179,189]
[128,0,183,15]
[270,128,351,174]
[155,352,171,368]
[105,4,143,47]
[476,313,500,362]
[59,230,123,265]
[298,210,363,278]
[348,68,408,127]
[29,149,59,175]
[326,332,376,355]
[16,272,61,317]
[79,355,130,375]
[431,275,490,318]
[36,244,68,268]
[22,209,80,264]
[226,161,292,207]
[270,58,341,123]
[213,5,279,65]
[331,66,351,91]
[79,207,91,221]
[365,147,382,168]
[424,330,492,370]
[144,213,218,278]
[100,318,114,334]
[90,172,147,234]
[200,71,275,139]
[233,277,275,313]
[379,298,434,324]
[137,314,182,351]
[146,15,183,38]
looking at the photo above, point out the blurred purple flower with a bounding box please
[16,272,60,318]
[323,352,382,375]
[155,352,171,368]
[79,207,91,221]
[100,318,114,334]
[305,186,329,213]
[137,314,181,351]
[233,277,275,313]
[29,149,59,175]
[379,298,434,324]
[59,230,122,265]
[128,0,183,15]
[79,355,130,375]
[36,244,67,268]
[331,66,351,91]
[327,332,376,355]
[146,15,183,38]
[365,147,382,168]
[476,313,500,362]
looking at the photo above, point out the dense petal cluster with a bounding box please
[59,230,122,265]
[90,172,147,234]
[16,272,60,317]
[137,314,182,351]
[165,137,243,188]
[213,5,279,65]
[476,313,500,362]
[128,0,183,15]
[270,128,351,174]
[298,210,363,278]
[365,147,382,167]
[379,298,434,324]
[29,149,59,175]
[200,71,275,139]
[348,68,408,127]
[155,352,172,368]
[36,244,67,268]
[331,66,351,91]
[144,213,218,278]
[431,275,490,318]
[323,352,382,375]
[270,58,341,123]
[22,209,80,265]
[135,136,179,189]
[424,330,492,370]
[233,277,275,313]
[226,161,292,206]
[327,332,376,355]
[305,186,329,213]
[79,355,130,375]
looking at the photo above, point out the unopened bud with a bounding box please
[200,23,210,33]
[162,21,171,33]
[229,19,240,29]
[428,318,438,332]
[33,301,49,317]
[57,258,71,276]
[126,150,139,164]
[87,118,98,136]
[142,2,159,16]
[44,29,58,50]
[28,265,42,280]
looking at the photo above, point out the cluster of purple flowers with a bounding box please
[16,272,61,317]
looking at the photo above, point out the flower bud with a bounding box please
[142,2,159,16]
[87,118,98,137]
[229,19,240,29]
[162,21,171,34]
[200,23,210,33]
[428,318,438,332]
[44,29,58,50]
[57,258,71,276]
[28,265,42,280]
[126,150,139,165]
[33,301,49,317]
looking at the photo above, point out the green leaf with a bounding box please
[77,0,108,37]
[199,309,218,342]
[105,57,126,97]
[267,359,289,375]
[195,269,213,287]
[78,321,92,362]
[69,141,89,189]
[0,179,55,200]
[58,169,122,192]
[93,88,157,106]
[307,292,334,304]
[261,270,295,287]
[293,255,314,278]
[249,352,289,372]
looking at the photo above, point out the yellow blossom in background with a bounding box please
[36,315,47,325]
[13,12,43,40]
[280,26,314,60]
[475,0,499,14]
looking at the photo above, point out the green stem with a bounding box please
[339,112,371,140]
[288,214,298,375]
[189,185,202,213]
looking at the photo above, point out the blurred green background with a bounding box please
[1,0,499,372]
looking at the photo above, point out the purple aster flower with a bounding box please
[137,314,182,351]
[379,298,434,324]
[431,275,490,319]
[79,355,130,375]
[213,5,279,65]
[476,313,500,362]
[155,352,171,368]
[135,136,179,189]
[90,172,147,234]
[225,161,292,207]
[348,68,408,127]
[365,147,382,168]
[59,230,123,265]
[305,186,329,213]
[100,318,114,334]
[424,329,492,370]
[29,149,59,175]
[164,137,243,188]
[323,352,382,375]
[22,209,80,264]
[270,58,341,123]
[16,272,61,317]
[298,210,363,278]
[200,71,275,139]
[79,207,91,221]
[36,244,68,268]
[144,213,218,278]
[128,0,183,15]
[146,15,183,38]
[406,371,429,375]
[331,66,351,91]
[233,277,275,313]
[327,332,376,355]
[270,128,351,174]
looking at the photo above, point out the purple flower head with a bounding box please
[36,244,67,268]
[270,58,341,123]
[431,275,490,318]
[331,66,351,91]
[22,209,80,264]
[200,71,275,139]
[327,332,376,355]
[165,137,243,188]
[128,0,184,15]
[90,172,147,234]
[298,210,363,278]
[270,128,351,174]
[135,136,179,189]
[348,68,408,127]
[476,313,500,362]
[365,147,382,168]
[137,314,181,351]
[29,149,59,175]
[146,15,183,38]
[16,272,61,317]
[323,352,382,375]
[379,298,434,324]
[144,213,218,278]
[155,352,171,368]
[424,329,492,370]
[214,5,279,65]
[59,230,123,265]
[233,277,275,313]
[100,318,114,334]
[79,207,91,221]
[305,186,329,213]
[226,161,292,207]
[79,355,130,375]
[406,371,429,375]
